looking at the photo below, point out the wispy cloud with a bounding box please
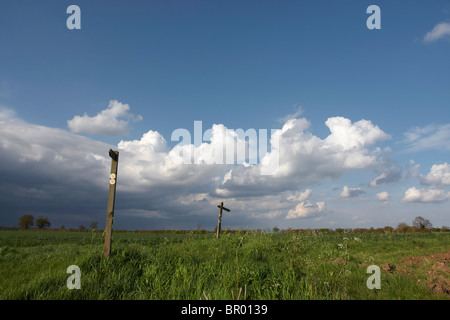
[278,105,304,123]
[400,124,450,152]
[286,189,312,202]
[340,185,365,198]
[370,166,402,187]
[423,22,450,42]
[376,191,390,201]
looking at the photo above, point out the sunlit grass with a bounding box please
[0,230,448,300]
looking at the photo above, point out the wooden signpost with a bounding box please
[216,202,230,239]
[104,149,119,258]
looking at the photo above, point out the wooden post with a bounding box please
[216,202,230,239]
[104,149,119,258]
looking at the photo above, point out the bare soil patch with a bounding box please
[364,251,450,296]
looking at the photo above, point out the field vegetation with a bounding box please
[0,229,448,300]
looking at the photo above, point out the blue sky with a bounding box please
[0,0,449,230]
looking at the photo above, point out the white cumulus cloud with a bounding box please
[402,187,450,204]
[324,117,390,151]
[0,108,393,227]
[286,200,326,219]
[217,116,390,197]
[420,163,450,186]
[67,100,142,136]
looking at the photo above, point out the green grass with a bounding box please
[0,230,448,300]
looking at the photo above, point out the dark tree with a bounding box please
[412,216,432,230]
[90,221,99,230]
[78,225,86,231]
[397,222,409,232]
[18,215,34,229]
[35,217,51,229]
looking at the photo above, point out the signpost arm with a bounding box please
[216,202,230,239]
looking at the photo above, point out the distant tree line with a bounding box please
[133,218,448,235]
[16,215,99,232]
[281,216,446,234]
[18,214,51,229]
[9,214,448,233]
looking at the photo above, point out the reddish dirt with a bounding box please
[366,251,450,296]
[331,257,346,265]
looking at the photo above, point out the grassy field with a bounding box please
[0,230,449,300]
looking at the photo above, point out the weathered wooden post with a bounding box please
[216,202,230,239]
[104,149,119,258]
